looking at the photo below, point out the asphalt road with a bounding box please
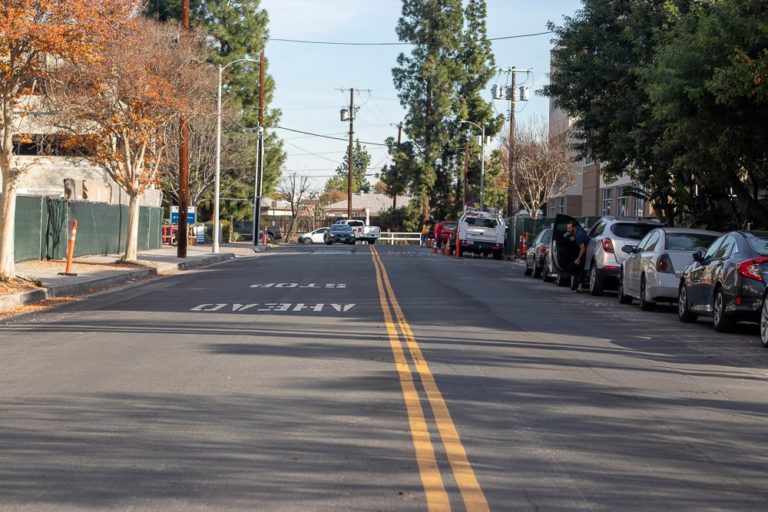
[1,243,767,511]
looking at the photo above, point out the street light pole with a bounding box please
[213,57,260,253]
[460,120,485,210]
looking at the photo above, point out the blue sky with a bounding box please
[260,0,583,191]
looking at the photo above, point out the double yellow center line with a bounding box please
[370,246,489,512]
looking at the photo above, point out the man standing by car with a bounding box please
[566,221,589,292]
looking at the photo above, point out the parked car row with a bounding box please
[523,214,768,347]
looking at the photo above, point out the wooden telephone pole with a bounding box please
[346,88,354,219]
[177,0,191,258]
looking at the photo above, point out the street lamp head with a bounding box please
[221,57,260,72]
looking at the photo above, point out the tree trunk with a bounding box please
[123,192,141,262]
[0,172,18,280]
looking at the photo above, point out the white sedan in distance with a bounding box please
[298,227,329,245]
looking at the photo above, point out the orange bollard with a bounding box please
[455,233,461,258]
[59,219,78,276]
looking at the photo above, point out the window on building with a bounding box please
[601,188,612,216]
[634,196,646,217]
[631,184,646,217]
[12,134,94,157]
[617,186,628,217]
[557,196,565,215]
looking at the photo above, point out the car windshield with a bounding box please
[331,225,352,233]
[541,230,552,243]
[611,223,658,240]
[443,222,457,230]
[465,217,497,228]
[665,233,719,252]
[746,235,768,256]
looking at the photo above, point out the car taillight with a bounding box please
[656,254,674,274]
[602,239,614,253]
[539,246,548,255]
[738,256,768,282]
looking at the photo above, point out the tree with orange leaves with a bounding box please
[52,17,213,262]
[0,0,137,279]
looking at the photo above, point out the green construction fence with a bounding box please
[505,216,602,257]
[14,195,162,262]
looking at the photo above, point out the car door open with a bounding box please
[551,214,582,274]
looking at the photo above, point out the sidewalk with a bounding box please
[1,242,266,313]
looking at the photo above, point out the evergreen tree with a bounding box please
[324,141,372,193]
[380,137,419,210]
[450,0,504,218]
[393,0,464,220]
[392,0,500,220]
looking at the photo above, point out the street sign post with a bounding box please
[171,206,196,225]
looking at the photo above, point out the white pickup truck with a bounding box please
[333,219,381,244]
[457,207,505,260]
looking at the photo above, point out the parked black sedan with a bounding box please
[678,231,768,332]
[324,223,356,245]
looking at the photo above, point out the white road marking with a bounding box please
[189,303,356,313]
[250,283,347,288]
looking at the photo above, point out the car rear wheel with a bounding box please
[532,259,542,278]
[557,273,570,287]
[678,284,697,322]
[589,264,604,296]
[639,275,654,311]
[713,288,734,332]
[618,272,632,305]
[760,295,768,348]
[524,256,532,276]
[542,260,555,282]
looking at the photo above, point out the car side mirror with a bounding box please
[621,245,637,254]
[692,251,703,263]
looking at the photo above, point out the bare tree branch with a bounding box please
[279,173,311,241]
[504,118,576,219]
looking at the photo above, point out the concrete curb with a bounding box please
[1,252,237,312]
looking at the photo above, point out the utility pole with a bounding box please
[177,0,190,258]
[463,141,470,208]
[347,88,354,219]
[338,88,368,218]
[394,122,402,210]
[493,67,531,216]
[253,48,266,247]
[508,71,516,216]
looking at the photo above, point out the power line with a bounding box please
[274,125,388,147]
[268,31,552,46]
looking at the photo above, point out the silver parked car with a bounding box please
[584,216,664,295]
[618,228,721,310]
